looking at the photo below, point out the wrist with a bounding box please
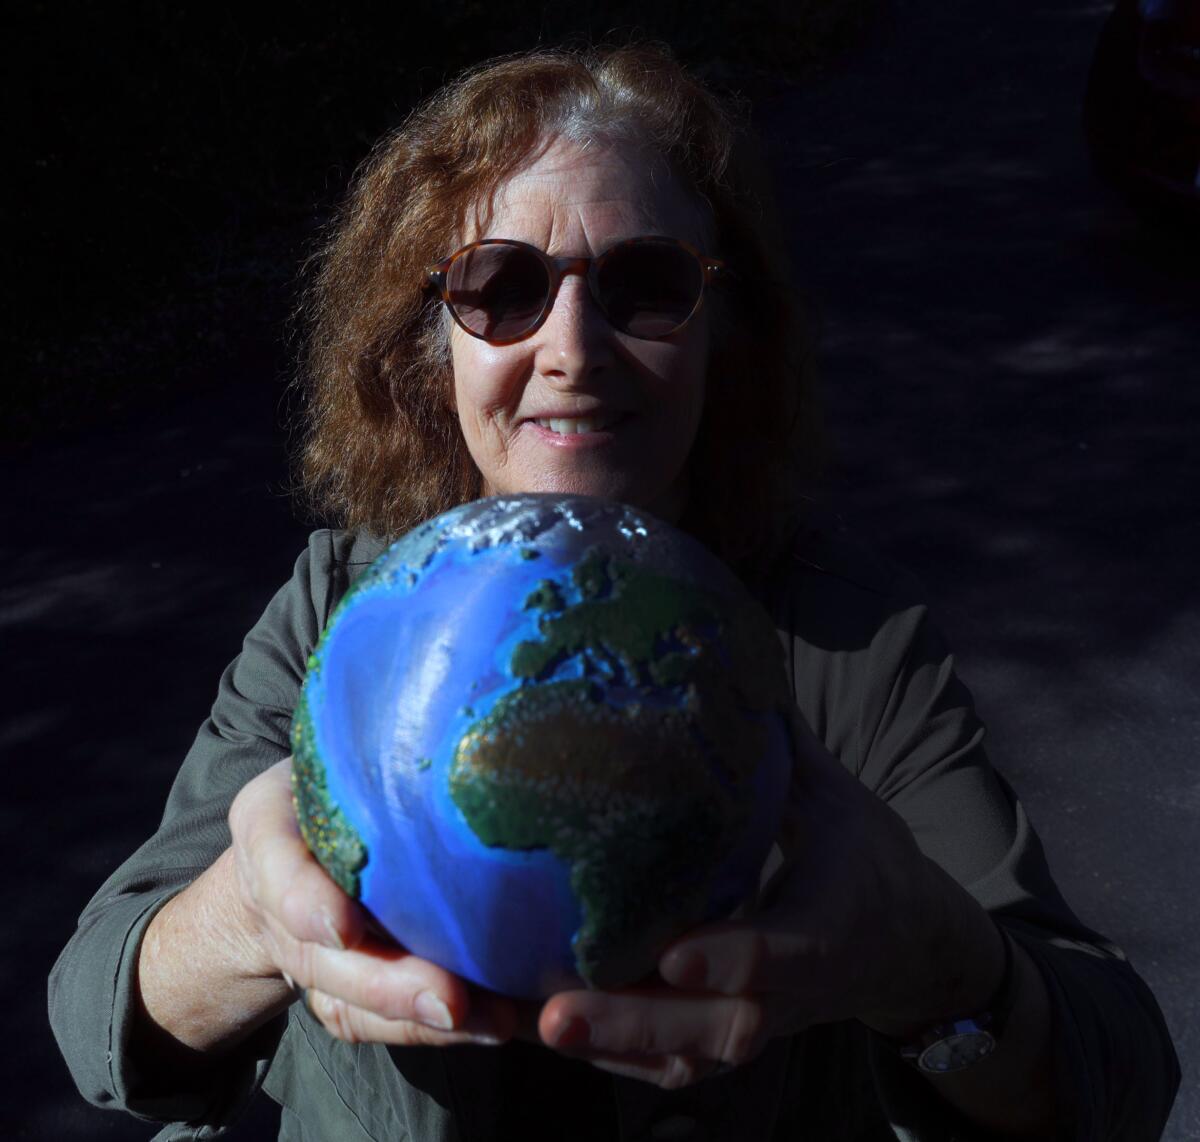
[859,860,1008,1040]
[136,850,295,1057]
[206,846,286,983]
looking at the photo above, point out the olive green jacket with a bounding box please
[48,522,1180,1141]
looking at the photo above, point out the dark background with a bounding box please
[4,1,1196,1138]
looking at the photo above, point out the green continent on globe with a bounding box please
[291,689,368,898]
[448,548,791,988]
[523,578,565,614]
[511,548,789,784]
[450,679,729,987]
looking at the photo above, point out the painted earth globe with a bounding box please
[291,494,796,1000]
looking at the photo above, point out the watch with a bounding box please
[894,926,1019,1075]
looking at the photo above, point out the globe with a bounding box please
[291,494,796,1000]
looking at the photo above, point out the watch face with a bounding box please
[919,1030,997,1073]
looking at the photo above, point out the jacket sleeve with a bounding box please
[47,530,340,1139]
[840,593,1180,1142]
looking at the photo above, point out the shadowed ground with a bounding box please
[760,1,1197,1136]
[7,0,1196,1136]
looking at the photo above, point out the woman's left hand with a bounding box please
[535,716,1006,1089]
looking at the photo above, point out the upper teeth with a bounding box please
[534,415,615,435]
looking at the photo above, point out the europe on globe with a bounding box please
[292,494,796,999]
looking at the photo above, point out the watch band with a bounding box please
[891,924,1020,1074]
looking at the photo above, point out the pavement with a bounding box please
[757,1,1198,1136]
[6,0,1196,1137]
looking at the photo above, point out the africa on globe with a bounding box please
[291,495,796,1000]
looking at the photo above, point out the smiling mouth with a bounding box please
[530,412,624,435]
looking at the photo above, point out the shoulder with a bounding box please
[292,528,390,626]
[757,508,933,655]
[301,528,388,579]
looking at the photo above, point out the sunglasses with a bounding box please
[425,236,725,345]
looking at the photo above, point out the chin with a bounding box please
[540,476,687,523]
[483,456,689,521]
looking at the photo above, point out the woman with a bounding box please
[50,45,1178,1141]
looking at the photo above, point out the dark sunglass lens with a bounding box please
[597,242,703,338]
[446,244,549,340]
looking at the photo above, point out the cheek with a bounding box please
[451,337,525,426]
[662,335,710,433]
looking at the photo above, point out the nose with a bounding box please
[532,271,616,385]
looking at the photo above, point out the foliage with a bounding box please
[8,0,876,444]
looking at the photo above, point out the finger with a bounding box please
[305,986,512,1048]
[570,1051,729,1091]
[658,918,819,996]
[292,934,541,1044]
[539,989,772,1072]
[231,758,366,951]
[292,932,479,1029]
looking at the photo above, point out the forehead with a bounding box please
[464,136,710,250]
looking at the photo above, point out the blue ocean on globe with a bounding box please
[292,494,795,1000]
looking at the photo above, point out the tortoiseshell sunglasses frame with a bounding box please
[425,236,725,345]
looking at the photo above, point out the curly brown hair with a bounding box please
[293,42,826,572]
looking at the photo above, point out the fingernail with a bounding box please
[467,1032,503,1046]
[666,951,709,990]
[314,909,344,951]
[415,990,454,1031]
[553,1016,592,1050]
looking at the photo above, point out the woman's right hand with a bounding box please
[228,757,529,1048]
